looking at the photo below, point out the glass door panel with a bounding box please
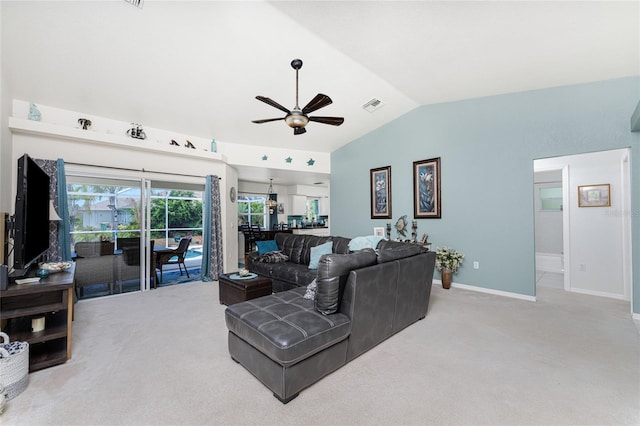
[67,177,148,299]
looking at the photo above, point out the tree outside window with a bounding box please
[238,195,267,227]
[150,189,203,247]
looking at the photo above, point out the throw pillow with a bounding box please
[258,251,289,263]
[348,235,385,251]
[308,241,333,269]
[256,239,278,255]
[303,279,317,300]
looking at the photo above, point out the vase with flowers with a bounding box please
[435,246,464,289]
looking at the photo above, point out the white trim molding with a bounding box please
[433,279,537,302]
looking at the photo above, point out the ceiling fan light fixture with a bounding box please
[284,111,309,128]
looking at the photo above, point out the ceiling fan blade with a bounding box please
[294,127,307,135]
[308,116,344,126]
[256,96,291,114]
[252,117,285,124]
[302,93,332,114]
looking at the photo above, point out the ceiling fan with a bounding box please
[252,59,344,135]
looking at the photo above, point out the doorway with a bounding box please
[533,149,632,309]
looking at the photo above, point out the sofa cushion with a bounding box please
[308,241,333,269]
[376,241,423,263]
[249,259,318,288]
[331,236,352,255]
[256,239,278,255]
[315,248,378,315]
[225,287,351,366]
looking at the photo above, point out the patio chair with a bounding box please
[155,237,191,283]
[74,241,116,298]
[115,238,159,290]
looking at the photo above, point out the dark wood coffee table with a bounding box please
[218,273,272,306]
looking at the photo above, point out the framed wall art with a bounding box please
[578,184,610,207]
[370,166,392,219]
[413,157,441,218]
[373,227,385,237]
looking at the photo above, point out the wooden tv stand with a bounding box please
[0,264,75,372]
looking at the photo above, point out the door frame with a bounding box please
[534,149,633,314]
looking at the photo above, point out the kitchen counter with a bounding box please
[291,227,330,236]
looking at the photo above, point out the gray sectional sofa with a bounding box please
[247,233,352,292]
[226,232,436,403]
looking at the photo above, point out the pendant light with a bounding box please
[266,179,278,208]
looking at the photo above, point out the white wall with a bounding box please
[0,3,9,214]
[535,148,631,300]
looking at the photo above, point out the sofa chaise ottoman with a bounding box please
[226,242,436,403]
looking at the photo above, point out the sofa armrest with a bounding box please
[315,249,377,315]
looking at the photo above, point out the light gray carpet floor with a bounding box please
[2,280,638,425]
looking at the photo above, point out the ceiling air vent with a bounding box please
[124,0,144,9]
[362,98,384,113]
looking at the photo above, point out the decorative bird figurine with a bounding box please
[395,215,408,237]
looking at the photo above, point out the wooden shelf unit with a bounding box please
[0,264,75,372]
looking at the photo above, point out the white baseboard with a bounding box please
[632,312,640,321]
[568,287,628,301]
[433,279,537,302]
[535,252,564,273]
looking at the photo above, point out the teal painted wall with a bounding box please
[331,77,640,307]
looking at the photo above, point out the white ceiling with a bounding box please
[3,1,638,185]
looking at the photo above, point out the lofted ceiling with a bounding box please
[2,1,638,186]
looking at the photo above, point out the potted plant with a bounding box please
[435,246,464,289]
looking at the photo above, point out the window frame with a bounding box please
[237,194,268,228]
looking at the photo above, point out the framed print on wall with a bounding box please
[370,166,392,219]
[413,157,441,218]
[578,184,610,207]
[373,227,385,237]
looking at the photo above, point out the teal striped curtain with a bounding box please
[201,175,223,281]
[34,158,70,262]
[56,159,72,261]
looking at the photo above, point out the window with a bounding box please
[238,195,267,227]
[539,186,563,211]
[67,182,203,249]
[150,189,203,247]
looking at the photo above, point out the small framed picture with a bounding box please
[413,157,441,218]
[373,227,385,237]
[578,184,610,207]
[277,203,285,214]
[370,166,392,219]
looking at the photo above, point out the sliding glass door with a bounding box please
[65,170,205,300]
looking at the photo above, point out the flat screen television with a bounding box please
[10,154,51,279]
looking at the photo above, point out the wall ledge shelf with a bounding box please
[9,117,226,163]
